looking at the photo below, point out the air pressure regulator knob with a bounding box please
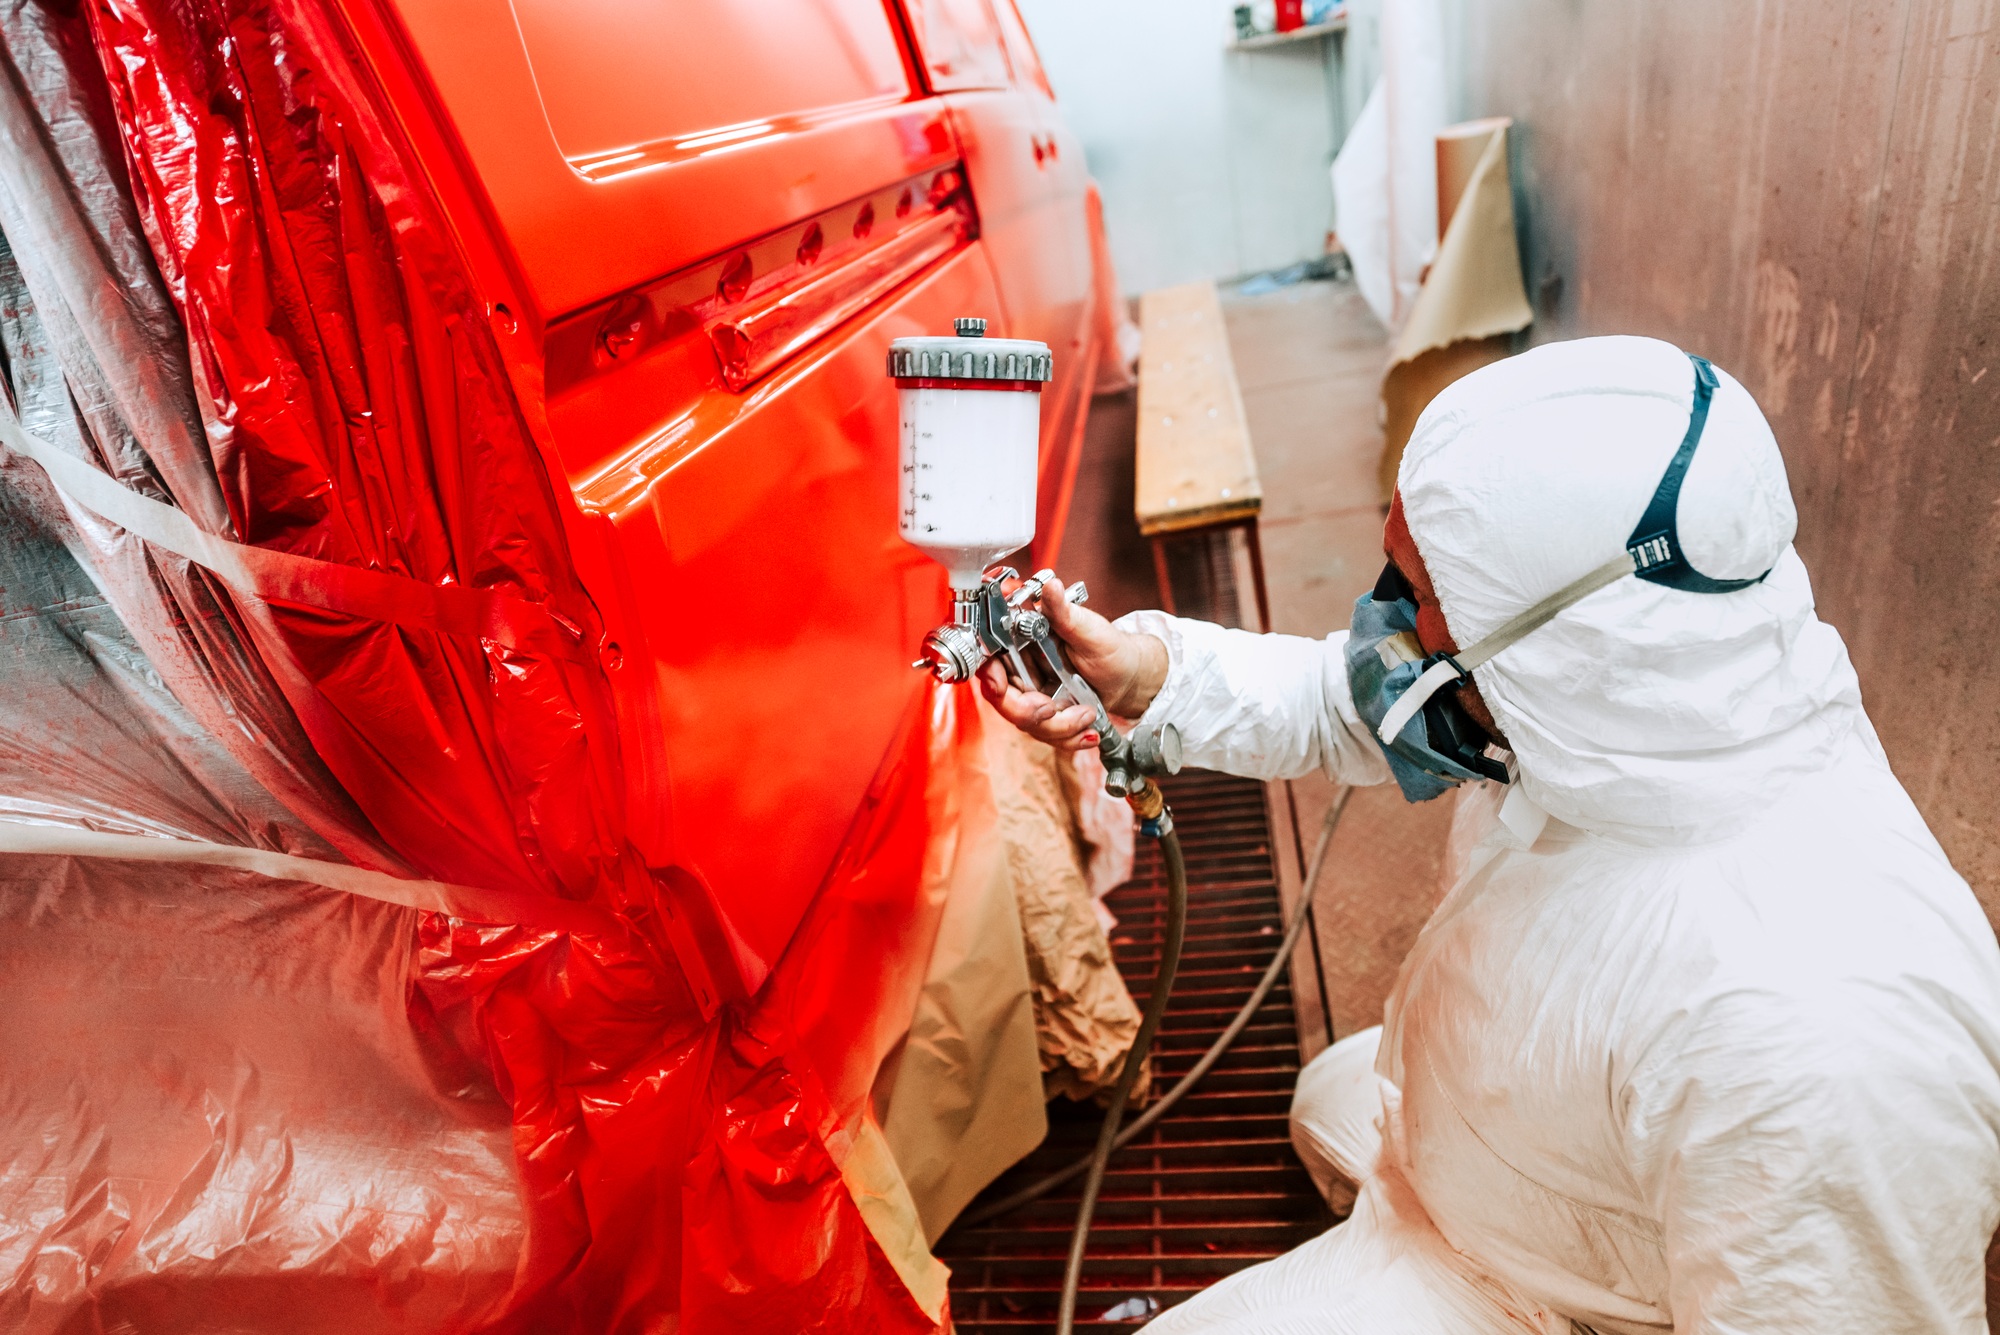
[1130,722,1183,777]
[1100,723,1182,800]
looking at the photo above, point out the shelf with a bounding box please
[1228,17,1345,50]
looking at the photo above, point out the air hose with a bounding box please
[1056,789,1186,1335]
[975,785,1354,1334]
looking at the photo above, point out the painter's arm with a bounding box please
[976,579,1388,787]
[1112,611,1390,785]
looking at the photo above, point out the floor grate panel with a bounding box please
[936,769,1331,1332]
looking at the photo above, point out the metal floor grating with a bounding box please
[936,768,1332,1331]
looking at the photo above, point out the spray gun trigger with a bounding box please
[1030,632,1109,726]
[1004,644,1037,692]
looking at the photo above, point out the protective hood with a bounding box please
[1398,335,1862,843]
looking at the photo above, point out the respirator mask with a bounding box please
[1347,354,1771,803]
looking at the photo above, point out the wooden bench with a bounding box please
[1134,281,1271,631]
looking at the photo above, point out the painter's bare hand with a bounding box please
[976,577,1169,751]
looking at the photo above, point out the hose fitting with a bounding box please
[1124,778,1166,822]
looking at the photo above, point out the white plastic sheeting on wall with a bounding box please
[1331,0,1444,333]
[1018,0,1344,293]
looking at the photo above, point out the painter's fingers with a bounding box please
[1037,703,1099,749]
[1044,577,1120,655]
[978,659,1060,731]
[976,657,1011,707]
[978,660,1102,749]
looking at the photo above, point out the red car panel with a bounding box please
[360,0,1103,989]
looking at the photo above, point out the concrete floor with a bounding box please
[1059,274,1455,1048]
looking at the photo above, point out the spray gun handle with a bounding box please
[1014,609,1181,799]
[1000,573,1088,702]
[1016,616,1111,728]
[919,569,1175,800]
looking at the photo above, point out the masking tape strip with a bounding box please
[0,409,593,664]
[0,821,623,936]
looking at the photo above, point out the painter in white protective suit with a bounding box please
[978,336,2000,1333]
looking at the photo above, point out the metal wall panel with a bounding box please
[1458,0,2000,916]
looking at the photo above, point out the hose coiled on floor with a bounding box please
[1056,812,1186,1335]
[966,785,1351,1230]
[984,786,1354,1333]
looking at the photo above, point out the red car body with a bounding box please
[355,0,1105,1001]
[0,1,1111,1328]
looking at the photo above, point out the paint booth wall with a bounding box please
[1452,0,2000,919]
[1020,0,1376,292]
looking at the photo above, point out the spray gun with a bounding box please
[894,317,1182,813]
[892,318,1188,1335]
[913,566,1181,801]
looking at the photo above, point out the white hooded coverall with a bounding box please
[1115,337,2000,1333]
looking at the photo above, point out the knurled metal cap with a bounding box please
[890,317,1052,383]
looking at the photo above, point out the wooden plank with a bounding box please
[1264,777,1331,1065]
[1135,281,1263,537]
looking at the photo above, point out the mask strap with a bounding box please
[1374,551,1635,745]
[1374,352,1770,747]
[1623,356,1772,594]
